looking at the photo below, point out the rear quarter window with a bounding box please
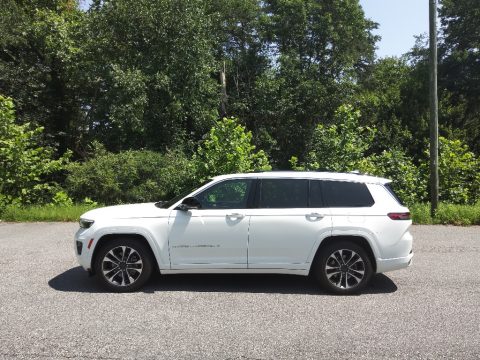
[322,181,375,207]
[384,183,404,205]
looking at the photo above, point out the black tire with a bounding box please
[313,240,373,295]
[94,238,154,292]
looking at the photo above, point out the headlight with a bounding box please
[79,218,94,229]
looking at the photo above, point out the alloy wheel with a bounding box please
[324,249,366,290]
[101,246,143,287]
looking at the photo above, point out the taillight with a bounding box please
[388,212,411,220]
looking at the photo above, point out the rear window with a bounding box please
[322,181,374,207]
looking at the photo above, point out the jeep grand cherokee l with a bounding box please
[74,172,413,294]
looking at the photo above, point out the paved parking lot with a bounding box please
[0,223,479,359]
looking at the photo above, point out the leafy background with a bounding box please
[0,0,479,210]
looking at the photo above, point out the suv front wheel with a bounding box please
[94,238,153,292]
[314,240,373,295]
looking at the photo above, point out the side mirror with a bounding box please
[176,196,201,211]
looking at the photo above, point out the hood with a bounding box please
[80,202,169,220]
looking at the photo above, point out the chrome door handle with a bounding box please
[226,213,245,219]
[306,213,324,220]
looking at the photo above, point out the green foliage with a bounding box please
[51,190,73,207]
[410,202,480,226]
[0,0,479,220]
[194,117,271,180]
[355,57,415,152]
[440,0,480,153]
[368,149,427,205]
[299,104,376,172]
[293,104,426,205]
[65,149,194,205]
[430,137,479,204]
[0,96,70,209]
[78,0,219,151]
[0,1,83,153]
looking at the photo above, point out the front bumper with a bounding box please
[74,228,94,271]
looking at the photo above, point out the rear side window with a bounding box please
[259,179,308,208]
[322,181,374,207]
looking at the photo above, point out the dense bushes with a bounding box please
[65,149,194,205]
[0,96,69,210]
[2,102,479,209]
[194,117,271,180]
[65,118,272,205]
[288,104,480,206]
[437,137,480,204]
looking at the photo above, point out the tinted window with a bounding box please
[196,179,252,209]
[323,181,374,207]
[158,180,212,208]
[309,180,325,207]
[260,179,308,208]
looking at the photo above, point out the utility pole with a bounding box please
[220,61,227,118]
[429,0,439,217]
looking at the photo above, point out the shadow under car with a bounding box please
[48,266,398,295]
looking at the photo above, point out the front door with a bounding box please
[168,178,253,269]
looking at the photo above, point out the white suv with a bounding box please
[74,172,413,294]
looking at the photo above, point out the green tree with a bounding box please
[248,0,378,166]
[208,0,269,118]
[65,147,194,205]
[422,137,480,204]
[0,96,69,208]
[291,104,425,205]
[368,149,428,205]
[355,57,415,153]
[295,105,376,172]
[194,117,271,180]
[78,0,219,152]
[440,0,480,153]
[0,0,83,155]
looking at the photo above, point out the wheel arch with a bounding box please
[310,235,377,274]
[91,233,160,275]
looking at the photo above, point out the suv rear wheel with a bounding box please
[94,238,153,292]
[314,240,373,295]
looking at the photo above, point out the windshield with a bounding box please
[155,179,213,209]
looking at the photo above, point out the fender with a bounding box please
[305,226,381,271]
[88,222,170,272]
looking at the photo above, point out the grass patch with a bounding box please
[411,202,480,225]
[0,204,98,222]
[1,202,479,225]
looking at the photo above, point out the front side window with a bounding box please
[196,179,253,209]
[322,181,374,207]
[259,179,308,208]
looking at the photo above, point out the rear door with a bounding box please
[247,178,332,269]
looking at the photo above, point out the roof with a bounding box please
[212,171,391,185]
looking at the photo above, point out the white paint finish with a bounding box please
[248,208,332,268]
[161,268,309,276]
[167,209,248,268]
[74,171,414,277]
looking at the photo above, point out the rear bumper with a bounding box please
[376,252,413,273]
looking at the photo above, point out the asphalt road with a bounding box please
[0,223,479,359]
